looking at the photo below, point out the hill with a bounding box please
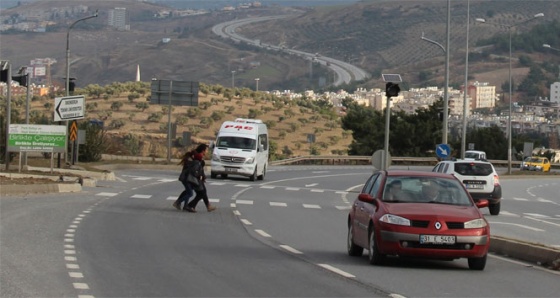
[19,82,352,159]
[1,0,559,94]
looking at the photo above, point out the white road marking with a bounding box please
[116,176,127,182]
[241,219,252,225]
[209,198,220,203]
[73,283,89,290]
[317,264,355,278]
[236,200,253,205]
[132,177,151,181]
[64,250,76,255]
[487,221,545,231]
[235,184,251,187]
[233,210,241,216]
[498,211,519,217]
[64,256,77,261]
[310,189,324,193]
[69,272,84,278]
[303,204,321,209]
[260,186,275,189]
[96,192,118,197]
[166,196,176,201]
[305,183,318,187]
[537,198,555,203]
[286,187,300,191]
[270,202,287,207]
[279,245,303,254]
[255,229,271,237]
[524,213,548,218]
[131,194,151,199]
[66,264,79,269]
[336,206,351,210]
[78,295,95,298]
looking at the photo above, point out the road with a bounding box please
[1,166,559,297]
[212,15,370,86]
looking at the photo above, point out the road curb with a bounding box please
[1,183,82,196]
[490,236,560,270]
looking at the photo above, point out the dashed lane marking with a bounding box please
[131,194,151,199]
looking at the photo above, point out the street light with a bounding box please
[255,78,260,91]
[543,44,560,52]
[476,12,544,174]
[461,0,471,159]
[420,0,450,145]
[66,10,98,96]
[231,70,236,88]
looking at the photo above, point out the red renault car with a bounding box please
[347,170,490,270]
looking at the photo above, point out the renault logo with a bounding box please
[435,221,442,230]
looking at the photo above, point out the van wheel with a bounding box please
[221,174,228,179]
[257,166,266,180]
[249,169,257,181]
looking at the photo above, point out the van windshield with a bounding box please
[216,136,256,150]
[465,152,483,159]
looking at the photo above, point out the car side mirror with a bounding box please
[209,141,215,149]
[358,193,375,204]
[475,199,489,209]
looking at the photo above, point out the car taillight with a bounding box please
[493,174,500,186]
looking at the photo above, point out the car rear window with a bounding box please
[454,163,493,176]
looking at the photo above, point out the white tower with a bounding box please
[136,64,140,82]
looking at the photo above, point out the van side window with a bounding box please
[259,134,268,150]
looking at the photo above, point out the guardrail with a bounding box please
[101,154,558,169]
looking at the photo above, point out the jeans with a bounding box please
[176,179,194,208]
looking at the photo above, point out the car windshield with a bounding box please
[216,136,256,150]
[383,176,472,206]
[529,158,542,163]
[464,152,481,159]
[454,162,493,176]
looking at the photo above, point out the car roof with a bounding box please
[439,159,491,164]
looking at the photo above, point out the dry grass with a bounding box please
[25,91,352,159]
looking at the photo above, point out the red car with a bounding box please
[347,170,490,270]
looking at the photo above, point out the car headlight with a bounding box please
[245,157,255,164]
[379,214,411,226]
[464,218,487,229]
[212,154,220,162]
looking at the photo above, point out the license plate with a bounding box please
[466,184,484,189]
[419,235,456,245]
[225,168,237,172]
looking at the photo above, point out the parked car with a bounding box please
[464,150,487,160]
[520,156,551,172]
[432,159,502,215]
[347,170,490,270]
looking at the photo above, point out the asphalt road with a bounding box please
[1,165,559,297]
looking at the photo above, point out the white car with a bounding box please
[432,159,502,215]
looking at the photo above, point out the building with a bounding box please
[108,7,129,31]
[466,81,496,110]
[551,82,560,104]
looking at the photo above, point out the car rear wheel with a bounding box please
[468,254,487,270]
[489,202,501,215]
[221,174,228,179]
[368,228,386,265]
[347,224,363,257]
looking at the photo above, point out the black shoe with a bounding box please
[183,207,197,213]
[172,201,181,210]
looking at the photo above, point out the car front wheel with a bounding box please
[368,228,386,265]
[347,224,363,257]
[468,254,487,270]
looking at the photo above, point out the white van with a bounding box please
[210,118,269,181]
[464,150,487,161]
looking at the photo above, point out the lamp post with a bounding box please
[476,13,544,174]
[461,0,471,159]
[66,10,98,96]
[231,70,236,88]
[543,44,560,52]
[420,0,450,145]
[255,78,260,91]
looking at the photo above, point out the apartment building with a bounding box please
[108,7,129,31]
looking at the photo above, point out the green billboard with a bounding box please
[8,124,67,153]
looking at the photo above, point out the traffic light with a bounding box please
[11,74,28,87]
[69,78,76,92]
[385,82,401,98]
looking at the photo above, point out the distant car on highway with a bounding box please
[520,156,551,172]
[347,170,490,270]
[432,159,502,215]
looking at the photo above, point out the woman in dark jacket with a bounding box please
[184,145,216,213]
[173,144,207,211]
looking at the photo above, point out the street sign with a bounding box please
[69,120,78,141]
[150,80,199,106]
[7,124,67,153]
[436,144,451,158]
[54,95,85,121]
